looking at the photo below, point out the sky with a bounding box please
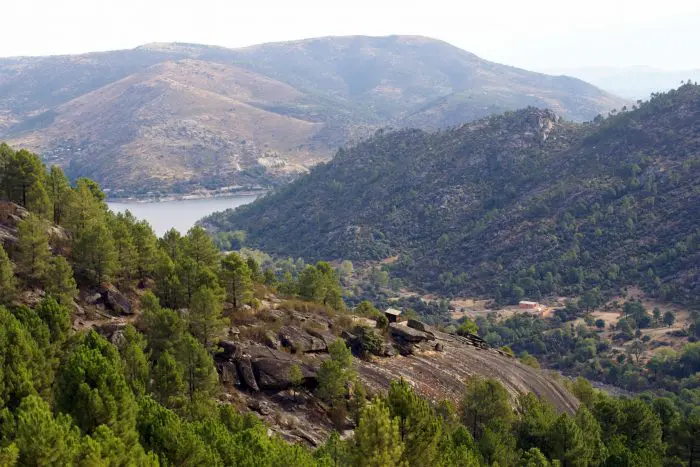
[2,0,699,71]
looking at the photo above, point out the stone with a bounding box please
[99,286,133,315]
[248,399,271,416]
[382,344,398,357]
[434,342,445,352]
[264,331,280,350]
[86,293,102,305]
[389,323,434,343]
[278,326,327,353]
[407,319,428,332]
[218,361,239,386]
[236,356,259,391]
[218,340,239,359]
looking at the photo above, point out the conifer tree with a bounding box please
[12,395,81,466]
[219,252,253,309]
[153,250,181,309]
[159,228,183,261]
[15,214,51,285]
[47,166,71,225]
[35,297,72,348]
[139,292,185,359]
[151,350,186,408]
[73,221,117,284]
[548,414,587,466]
[188,286,225,348]
[118,325,150,397]
[387,378,441,466]
[177,334,219,417]
[461,377,514,440]
[3,149,50,215]
[0,244,16,305]
[184,226,220,272]
[110,214,138,282]
[45,255,78,306]
[0,307,45,408]
[352,399,404,467]
[55,331,138,444]
[132,220,158,280]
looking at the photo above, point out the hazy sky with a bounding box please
[3,0,699,70]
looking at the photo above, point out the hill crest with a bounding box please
[0,35,628,193]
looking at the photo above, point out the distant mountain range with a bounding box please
[543,66,700,100]
[203,84,700,304]
[0,35,627,193]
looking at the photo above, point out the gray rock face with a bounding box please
[237,356,259,392]
[218,361,239,386]
[278,326,327,353]
[99,286,133,315]
[389,323,435,343]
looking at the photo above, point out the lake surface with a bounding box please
[107,195,259,237]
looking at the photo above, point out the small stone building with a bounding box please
[519,301,539,310]
[384,307,402,323]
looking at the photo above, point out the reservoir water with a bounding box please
[107,194,259,237]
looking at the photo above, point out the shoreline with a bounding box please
[106,189,268,204]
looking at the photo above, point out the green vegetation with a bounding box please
[0,140,697,465]
[206,84,700,307]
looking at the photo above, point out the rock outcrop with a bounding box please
[215,342,322,392]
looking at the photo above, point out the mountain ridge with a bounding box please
[0,35,628,193]
[203,84,700,305]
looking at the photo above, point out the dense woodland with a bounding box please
[206,84,700,307]
[0,137,698,464]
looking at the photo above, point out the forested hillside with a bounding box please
[205,84,700,305]
[0,143,698,465]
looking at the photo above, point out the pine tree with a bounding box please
[575,405,607,466]
[188,286,225,348]
[35,297,72,347]
[461,377,514,439]
[45,255,77,306]
[151,350,186,408]
[138,292,185,359]
[0,244,16,306]
[352,399,404,467]
[3,149,50,214]
[316,339,354,405]
[118,325,150,397]
[159,228,183,261]
[47,166,71,225]
[73,221,117,284]
[184,226,220,272]
[153,250,181,309]
[132,220,158,281]
[54,331,138,444]
[289,364,304,400]
[386,378,441,466]
[0,307,48,408]
[178,334,219,405]
[12,395,81,465]
[110,213,138,282]
[15,214,51,285]
[219,252,252,309]
[298,261,344,310]
[548,414,586,466]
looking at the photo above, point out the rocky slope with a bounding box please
[204,84,700,304]
[0,36,626,193]
[87,294,578,446]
